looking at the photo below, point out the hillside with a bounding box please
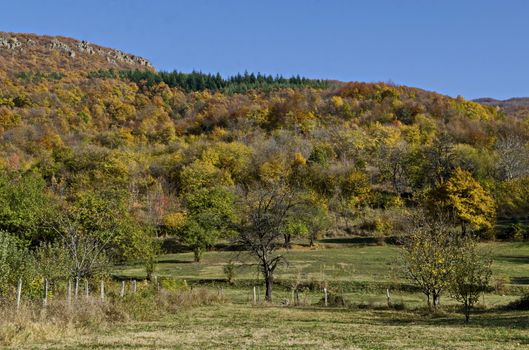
[475,97,529,119]
[1,32,528,248]
[2,31,529,350]
[0,32,153,74]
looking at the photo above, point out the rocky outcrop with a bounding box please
[0,32,154,72]
[0,36,22,49]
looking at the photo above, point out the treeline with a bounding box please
[87,69,332,93]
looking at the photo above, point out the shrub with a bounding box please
[158,277,188,291]
[317,292,346,307]
[492,275,511,294]
[0,231,34,298]
[223,262,236,284]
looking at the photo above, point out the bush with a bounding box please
[492,275,511,294]
[317,292,346,307]
[158,277,188,291]
[506,223,529,241]
[0,231,34,298]
[223,262,236,284]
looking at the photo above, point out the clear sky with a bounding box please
[1,0,528,99]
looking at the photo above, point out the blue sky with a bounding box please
[1,0,528,99]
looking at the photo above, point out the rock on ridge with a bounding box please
[0,32,154,71]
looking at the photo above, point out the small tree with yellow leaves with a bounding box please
[402,215,458,310]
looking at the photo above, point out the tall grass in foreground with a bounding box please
[0,287,225,346]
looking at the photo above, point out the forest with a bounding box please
[1,33,529,349]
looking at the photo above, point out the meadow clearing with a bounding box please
[7,240,527,349]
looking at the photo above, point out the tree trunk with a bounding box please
[309,234,315,247]
[193,247,202,263]
[263,266,273,302]
[145,258,155,281]
[146,269,153,282]
[464,301,470,323]
[432,292,441,310]
[283,234,291,248]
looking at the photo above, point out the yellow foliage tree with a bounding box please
[430,168,496,235]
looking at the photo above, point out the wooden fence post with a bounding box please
[120,281,125,298]
[253,286,256,304]
[85,279,89,298]
[16,277,22,311]
[75,277,79,300]
[154,275,159,291]
[100,280,105,302]
[386,288,392,307]
[295,289,300,306]
[324,288,328,306]
[43,278,48,307]
[132,280,137,294]
[67,279,72,306]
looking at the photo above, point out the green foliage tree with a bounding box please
[53,190,133,279]
[0,171,52,242]
[0,231,33,298]
[180,187,236,262]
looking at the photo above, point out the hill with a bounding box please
[0,32,153,74]
[475,97,529,119]
[0,31,528,247]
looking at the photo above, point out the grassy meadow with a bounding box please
[6,241,529,349]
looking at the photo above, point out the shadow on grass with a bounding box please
[156,258,194,264]
[495,255,529,265]
[378,309,529,330]
[511,277,529,285]
[318,236,401,245]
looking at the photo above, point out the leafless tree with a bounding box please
[378,141,411,195]
[51,213,115,280]
[495,135,529,180]
[235,181,298,302]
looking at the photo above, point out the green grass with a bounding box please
[9,241,529,349]
[20,305,529,349]
[115,241,529,294]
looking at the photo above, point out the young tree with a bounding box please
[450,236,492,323]
[235,182,299,302]
[401,215,457,310]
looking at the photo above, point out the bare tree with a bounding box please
[495,135,529,180]
[235,181,298,302]
[53,215,113,280]
[378,141,411,195]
